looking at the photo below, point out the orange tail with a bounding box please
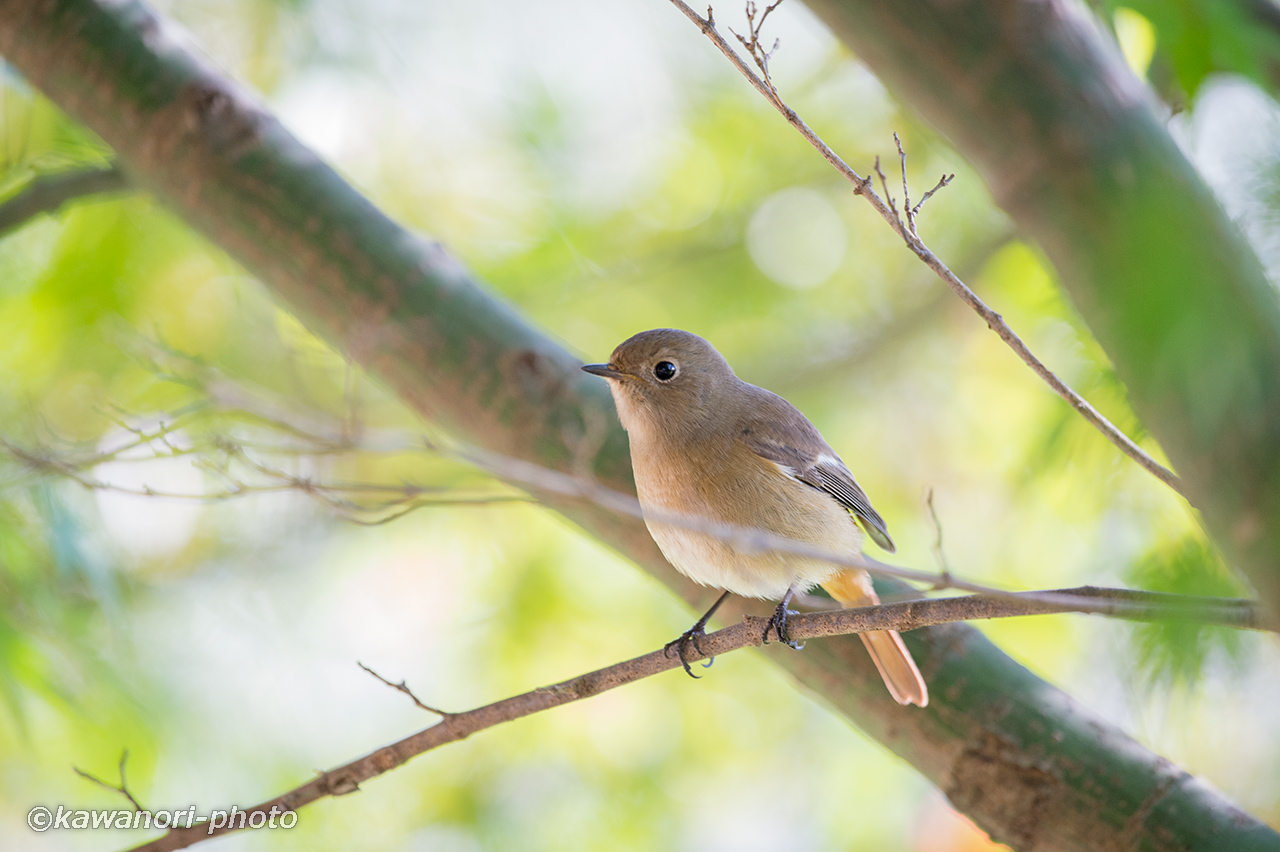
[820,569,928,708]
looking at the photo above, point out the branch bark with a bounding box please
[0,163,128,236]
[0,1,1275,850]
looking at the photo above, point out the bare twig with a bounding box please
[925,489,953,588]
[119,585,1275,852]
[872,153,902,235]
[74,750,145,812]
[896,132,915,233]
[357,662,450,717]
[665,0,1187,501]
[728,1,785,96]
[1,434,530,525]
[0,163,130,236]
[912,172,954,220]
[895,132,953,235]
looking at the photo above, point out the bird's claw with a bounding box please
[664,591,730,679]
[763,602,805,650]
[665,627,715,678]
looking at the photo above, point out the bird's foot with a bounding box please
[664,626,715,678]
[664,590,731,678]
[763,599,805,651]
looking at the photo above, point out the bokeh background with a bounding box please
[2,0,1279,849]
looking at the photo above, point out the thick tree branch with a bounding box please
[0,163,128,236]
[668,0,1186,501]
[121,587,1274,852]
[2,2,1275,850]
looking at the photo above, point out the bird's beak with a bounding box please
[581,363,626,380]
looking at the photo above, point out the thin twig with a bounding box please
[925,489,953,588]
[0,437,530,524]
[665,0,1187,501]
[896,132,916,234]
[74,750,145,812]
[872,153,902,236]
[727,1,784,97]
[912,172,954,219]
[0,163,130,236]
[357,662,451,717]
[119,586,1275,852]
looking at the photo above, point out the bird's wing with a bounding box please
[740,392,896,553]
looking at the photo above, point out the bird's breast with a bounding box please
[629,435,862,598]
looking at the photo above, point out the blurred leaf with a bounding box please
[1125,536,1252,690]
[1105,2,1280,104]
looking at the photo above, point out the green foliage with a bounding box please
[1126,536,1251,690]
[1106,3,1280,104]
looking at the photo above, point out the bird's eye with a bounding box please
[654,360,678,381]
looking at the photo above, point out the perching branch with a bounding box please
[119,584,1272,852]
[0,163,129,236]
[666,0,1187,501]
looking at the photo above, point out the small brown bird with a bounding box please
[583,328,927,707]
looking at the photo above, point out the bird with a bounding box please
[582,328,927,707]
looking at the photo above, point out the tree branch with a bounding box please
[666,0,1187,501]
[0,163,129,236]
[73,750,145,813]
[119,585,1274,852]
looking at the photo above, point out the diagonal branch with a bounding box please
[119,585,1275,852]
[666,0,1187,501]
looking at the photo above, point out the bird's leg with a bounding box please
[763,585,805,650]
[664,590,731,678]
